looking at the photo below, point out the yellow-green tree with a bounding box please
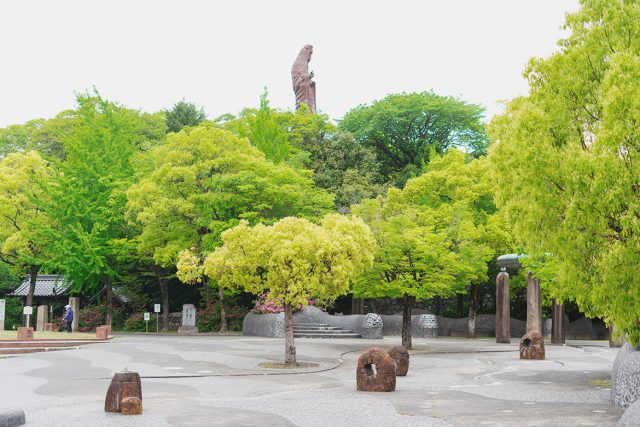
[489,0,640,344]
[353,150,501,348]
[204,215,375,365]
[0,151,52,307]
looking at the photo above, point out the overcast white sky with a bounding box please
[0,0,580,128]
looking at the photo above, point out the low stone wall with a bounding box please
[242,306,383,339]
[381,314,438,337]
[158,312,182,331]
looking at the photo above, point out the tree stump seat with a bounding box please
[388,346,410,376]
[105,371,142,414]
[520,330,545,360]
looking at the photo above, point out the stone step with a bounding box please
[0,347,68,355]
[293,328,357,334]
[294,333,362,339]
[293,323,329,327]
[0,340,107,349]
[292,326,342,331]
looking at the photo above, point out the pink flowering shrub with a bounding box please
[252,292,326,314]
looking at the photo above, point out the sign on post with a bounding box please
[23,305,33,328]
[144,312,150,332]
[154,304,160,332]
[0,299,5,331]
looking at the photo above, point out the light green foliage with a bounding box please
[339,92,489,186]
[0,111,77,160]
[204,215,375,310]
[0,151,52,273]
[127,124,334,270]
[488,0,640,343]
[352,149,497,302]
[165,100,207,133]
[37,94,144,292]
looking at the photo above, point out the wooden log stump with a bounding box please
[105,371,142,413]
[388,346,410,376]
[356,348,396,392]
[96,326,108,340]
[120,397,143,415]
[520,330,545,360]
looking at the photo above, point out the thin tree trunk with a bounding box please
[159,276,169,333]
[402,294,415,349]
[105,278,113,326]
[284,302,296,365]
[218,286,227,332]
[434,296,440,316]
[467,284,478,339]
[457,294,464,318]
[25,264,40,308]
[203,277,212,310]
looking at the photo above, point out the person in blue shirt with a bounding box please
[63,304,74,333]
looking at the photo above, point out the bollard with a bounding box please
[520,330,545,360]
[387,346,410,376]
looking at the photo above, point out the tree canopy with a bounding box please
[204,215,375,364]
[488,0,640,344]
[166,100,207,133]
[339,91,489,186]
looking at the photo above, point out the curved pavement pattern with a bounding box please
[0,335,623,426]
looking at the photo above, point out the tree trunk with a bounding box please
[402,294,415,349]
[218,286,228,333]
[467,284,478,339]
[105,279,113,326]
[284,302,296,365]
[25,264,40,308]
[203,277,212,310]
[159,275,169,333]
[457,294,464,318]
[434,296,440,316]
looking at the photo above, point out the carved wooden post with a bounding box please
[495,268,511,343]
[551,299,566,344]
[526,272,542,334]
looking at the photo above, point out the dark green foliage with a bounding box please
[339,91,489,186]
[165,100,207,133]
[124,312,157,331]
[2,297,22,329]
[196,303,246,332]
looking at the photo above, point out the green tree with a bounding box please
[339,92,489,186]
[166,100,207,133]
[204,215,375,364]
[488,0,640,343]
[353,150,498,348]
[127,124,333,331]
[0,151,52,307]
[0,112,77,160]
[35,94,147,325]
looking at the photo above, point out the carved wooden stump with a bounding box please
[96,326,108,340]
[120,397,143,415]
[356,348,396,392]
[520,330,545,360]
[388,346,410,376]
[105,371,142,413]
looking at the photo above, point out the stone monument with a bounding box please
[495,268,511,343]
[291,44,316,113]
[36,305,48,332]
[178,304,198,335]
[69,297,80,333]
[0,299,5,331]
[551,299,566,344]
[525,272,542,334]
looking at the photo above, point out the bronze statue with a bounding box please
[291,44,316,113]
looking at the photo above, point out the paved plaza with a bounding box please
[0,335,623,426]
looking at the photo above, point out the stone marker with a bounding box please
[105,371,142,413]
[178,304,198,335]
[356,348,396,392]
[17,327,34,341]
[96,326,108,340]
[551,299,566,344]
[120,397,142,415]
[0,299,5,331]
[495,268,511,343]
[520,330,545,360]
[0,407,26,426]
[36,305,48,332]
[387,346,409,376]
[611,342,640,408]
[69,297,80,333]
[526,272,542,334]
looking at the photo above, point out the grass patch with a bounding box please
[259,361,319,369]
[590,378,611,387]
[0,331,101,340]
